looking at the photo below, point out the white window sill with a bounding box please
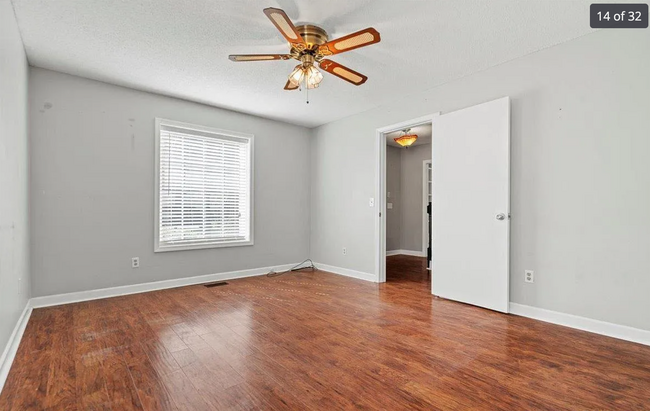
[154,239,254,252]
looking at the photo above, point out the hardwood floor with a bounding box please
[2,260,650,410]
[386,254,430,287]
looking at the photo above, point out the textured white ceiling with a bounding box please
[11,0,596,127]
[386,124,431,148]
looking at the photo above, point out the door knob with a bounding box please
[496,213,506,220]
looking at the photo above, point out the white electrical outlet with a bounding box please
[525,270,534,283]
[369,198,375,207]
[387,202,393,209]
[342,247,347,256]
[387,192,391,198]
[132,257,140,268]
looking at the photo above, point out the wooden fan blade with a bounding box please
[319,60,368,86]
[229,54,291,62]
[284,80,299,90]
[263,8,305,45]
[318,28,380,56]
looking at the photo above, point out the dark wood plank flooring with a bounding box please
[386,254,430,287]
[2,257,650,410]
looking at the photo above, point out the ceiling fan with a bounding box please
[229,8,380,91]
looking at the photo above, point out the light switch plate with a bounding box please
[387,203,393,209]
[369,198,375,207]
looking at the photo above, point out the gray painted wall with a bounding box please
[0,1,31,359]
[386,144,432,253]
[310,30,650,331]
[385,146,401,251]
[400,144,431,253]
[30,68,311,297]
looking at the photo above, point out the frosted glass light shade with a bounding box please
[305,66,323,89]
[289,65,304,86]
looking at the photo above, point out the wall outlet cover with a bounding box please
[525,270,534,283]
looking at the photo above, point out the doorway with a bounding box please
[383,125,433,285]
[375,113,439,285]
[375,96,511,313]
[422,159,432,264]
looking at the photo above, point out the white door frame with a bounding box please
[375,112,440,283]
[422,160,432,257]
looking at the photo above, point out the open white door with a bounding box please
[432,97,510,313]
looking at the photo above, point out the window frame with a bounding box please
[154,118,254,252]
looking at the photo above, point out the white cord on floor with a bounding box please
[267,259,317,277]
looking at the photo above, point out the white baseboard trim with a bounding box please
[30,263,299,309]
[314,262,376,282]
[0,302,32,394]
[386,249,426,257]
[509,303,650,347]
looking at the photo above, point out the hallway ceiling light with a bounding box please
[394,128,418,148]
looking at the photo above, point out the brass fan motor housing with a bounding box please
[290,25,329,62]
[297,24,328,49]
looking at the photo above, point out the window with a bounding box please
[155,119,253,252]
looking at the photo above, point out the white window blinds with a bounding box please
[156,120,253,251]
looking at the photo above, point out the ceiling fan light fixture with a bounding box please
[288,64,323,89]
[230,8,381,92]
[394,129,418,148]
